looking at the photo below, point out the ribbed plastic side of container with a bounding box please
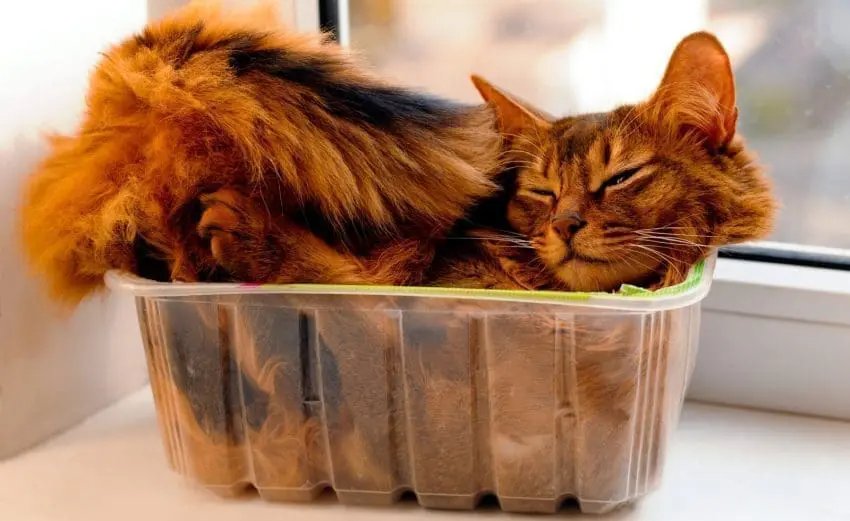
[130,289,703,514]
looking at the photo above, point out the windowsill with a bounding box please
[713,256,850,300]
[2,388,849,520]
[689,258,850,420]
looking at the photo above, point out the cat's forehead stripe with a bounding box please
[556,113,609,160]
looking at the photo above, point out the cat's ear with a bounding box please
[649,31,737,150]
[471,75,552,136]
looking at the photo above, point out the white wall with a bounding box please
[0,0,319,458]
[0,0,151,458]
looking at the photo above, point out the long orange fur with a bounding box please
[18,2,502,304]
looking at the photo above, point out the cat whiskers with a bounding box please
[513,131,546,155]
[635,214,713,237]
[624,243,684,282]
[638,229,721,241]
[525,255,551,283]
[509,150,546,169]
[634,234,703,249]
[511,147,544,161]
[633,236,704,268]
[510,160,544,170]
[634,218,717,248]
[620,251,656,281]
[633,230,717,254]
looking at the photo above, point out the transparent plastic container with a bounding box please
[106,253,715,514]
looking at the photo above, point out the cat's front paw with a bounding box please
[198,188,273,281]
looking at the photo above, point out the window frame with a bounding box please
[318,0,850,421]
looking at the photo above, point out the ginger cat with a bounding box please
[16,3,777,514]
[19,2,774,306]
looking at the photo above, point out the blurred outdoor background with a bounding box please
[349,0,850,250]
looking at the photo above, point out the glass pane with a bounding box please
[349,0,850,250]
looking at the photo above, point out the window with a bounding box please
[344,0,850,250]
[316,0,850,420]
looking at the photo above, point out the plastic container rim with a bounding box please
[105,251,717,312]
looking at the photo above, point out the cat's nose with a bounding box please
[552,211,587,240]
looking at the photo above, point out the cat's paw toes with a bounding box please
[198,189,259,277]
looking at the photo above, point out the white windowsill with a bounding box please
[713,256,850,301]
[2,387,849,521]
[688,257,850,420]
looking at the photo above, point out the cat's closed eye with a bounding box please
[601,167,643,191]
[529,188,556,198]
